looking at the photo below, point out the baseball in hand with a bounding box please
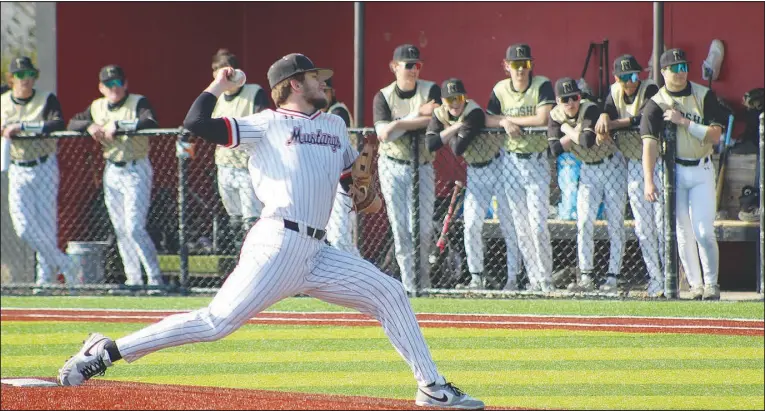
[228,69,246,87]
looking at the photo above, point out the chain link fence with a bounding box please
[2,123,676,298]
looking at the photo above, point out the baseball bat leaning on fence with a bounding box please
[437,181,465,253]
[715,114,735,219]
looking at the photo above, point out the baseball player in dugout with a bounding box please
[373,44,441,295]
[67,65,165,291]
[57,53,484,410]
[322,77,361,256]
[209,49,267,253]
[640,48,728,301]
[425,78,516,291]
[486,43,556,292]
[596,54,664,297]
[1,56,80,292]
[548,77,628,293]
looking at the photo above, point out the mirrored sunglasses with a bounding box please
[561,95,580,104]
[669,63,688,73]
[400,61,423,71]
[103,79,125,88]
[444,95,466,104]
[619,72,639,83]
[508,60,532,70]
[13,70,38,80]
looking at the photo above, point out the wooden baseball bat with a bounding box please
[715,114,734,214]
[437,181,465,253]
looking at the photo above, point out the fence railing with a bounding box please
[0,124,689,297]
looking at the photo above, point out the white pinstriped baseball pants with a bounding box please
[627,159,665,282]
[115,217,441,386]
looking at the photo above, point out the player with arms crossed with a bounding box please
[640,48,728,300]
[595,54,664,297]
[374,44,441,295]
[56,53,483,410]
[487,43,556,292]
[548,78,628,293]
[426,78,515,291]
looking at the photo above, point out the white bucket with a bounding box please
[67,241,110,284]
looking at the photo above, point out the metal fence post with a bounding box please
[177,134,190,295]
[758,112,764,294]
[412,134,421,295]
[663,124,679,298]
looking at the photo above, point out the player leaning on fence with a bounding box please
[425,78,515,291]
[67,65,164,291]
[640,48,728,301]
[373,44,441,295]
[487,43,556,292]
[548,77,628,293]
[1,56,80,292]
[595,54,664,298]
[209,49,268,252]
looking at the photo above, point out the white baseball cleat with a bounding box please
[57,333,113,386]
[415,381,484,409]
[646,278,665,298]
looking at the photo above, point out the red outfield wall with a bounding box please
[54,2,763,251]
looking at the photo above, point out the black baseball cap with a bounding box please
[9,56,38,73]
[555,77,581,98]
[267,53,333,88]
[99,65,126,82]
[441,78,467,98]
[392,44,422,63]
[659,48,689,69]
[613,54,642,75]
[505,43,533,61]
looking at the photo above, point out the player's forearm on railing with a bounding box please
[182,92,228,145]
[68,106,94,132]
[134,98,159,130]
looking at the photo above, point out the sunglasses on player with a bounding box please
[444,95,466,104]
[667,63,688,74]
[102,79,125,89]
[399,61,423,71]
[508,60,532,70]
[618,72,639,83]
[560,95,580,104]
[13,70,38,80]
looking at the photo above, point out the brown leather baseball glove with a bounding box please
[349,137,382,214]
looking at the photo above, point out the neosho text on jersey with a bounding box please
[504,105,536,117]
[286,126,342,152]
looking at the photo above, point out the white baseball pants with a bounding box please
[217,165,263,220]
[463,153,520,282]
[627,159,665,282]
[504,152,553,287]
[675,157,719,287]
[104,157,162,286]
[115,217,443,387]
[576,153,628,274]
[8,154,75,285]
[378,156,435,293]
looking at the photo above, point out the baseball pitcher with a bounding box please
[57,53,483,410]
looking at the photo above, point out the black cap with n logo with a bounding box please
[441,78,467,98]
[613,54,642,75]
[505,43,533,61]
[659,48,689,69]
[555,77,581,98]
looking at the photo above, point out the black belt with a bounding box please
[512,151,544,160]
[469,152,502,168]
[12,155,49,167]
[384,155,429,166]
[108,159,138,167]
[584,154,614,166]
[675,156,711,167]
[284,219,326,241]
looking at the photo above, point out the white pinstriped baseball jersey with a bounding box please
[221,107,357,229]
